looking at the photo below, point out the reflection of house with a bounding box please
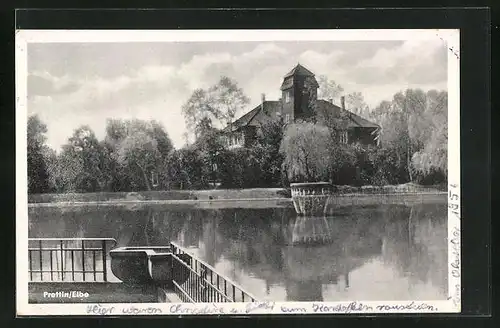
[222,63,380,148]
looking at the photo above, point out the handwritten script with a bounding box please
[450,226,461,278]
[87,304,162,315]
[448,183,461,310]
[448,184,460,220]
[85,301,438,316]
[450,226,461,309]
[245,301,275,313]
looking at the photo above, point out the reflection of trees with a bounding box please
[29,207,70,238]
[145,208,191,246]
[380,204,447,295]
[281,214,383,301]
[198,210,224,267]
[216,208,384,301]
[31,203,448,300]
[217,209,287,286]
[29,205,151,246]
[176,211,202,248]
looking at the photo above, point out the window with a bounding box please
[340,131,348,144]
[227,133,244,148]
[284,91,291,103]
[235,135,243,146]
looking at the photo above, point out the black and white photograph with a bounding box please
[16,29,461,315]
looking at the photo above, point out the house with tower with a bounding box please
[222,63,380,148]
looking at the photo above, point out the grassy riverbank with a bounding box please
[28,188,289,204]
[28,183,445,204]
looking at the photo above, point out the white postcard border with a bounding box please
[15,28,461,316]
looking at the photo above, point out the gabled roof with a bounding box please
[225,99,379,133]
[316,99,380,129]
[283,63,316,78]
[348,111,380,129]
[223,101,281,132]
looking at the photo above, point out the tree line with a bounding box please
[27,76,447,194]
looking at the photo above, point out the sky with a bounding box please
[27,38,448,151]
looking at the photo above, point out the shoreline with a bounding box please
[28,192,447,209]
[28,183,446,204]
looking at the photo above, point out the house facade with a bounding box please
[223,64,380,148]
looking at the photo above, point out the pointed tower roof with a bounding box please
[281,63,319,90]
[283,63,316,78]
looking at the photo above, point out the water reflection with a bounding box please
[29,203,447,301]
[281,215,383,301]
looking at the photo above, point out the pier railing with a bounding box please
[28,238,117,282]
[170,242,257,303]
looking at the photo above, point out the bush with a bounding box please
[218,146,277,189]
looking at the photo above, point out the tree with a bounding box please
[208,76,250,127]
[110,119,174,191]
[117,130,159,191]
[181,89,213,140]
[411,91,448,180]
[27,115,50,194]
[280,122,331,182]
[368,88,448,185]
[327,142,358,185]
[374,106,410,182]
[150,120,174,158]
[181,76,250,140]
[368,100,392,124]
[393,89,433,182]
[194,117,215,141]
[56,126,109,192]
[41,146,59,192]
[346,92,370,117]
[102,119,133,191]
[193,127,226,186]
[165,149,195,190]
[317,75,344,103]
[256,119,286,186]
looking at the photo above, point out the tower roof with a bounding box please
[281,63,319,90]
[283,63,316,78]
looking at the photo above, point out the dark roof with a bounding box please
[226,99,379,133]
[280,64,319,91]
[348,111,380,129]
[283,63,316,78]
[315,99,380,129]
[223,101,281,132]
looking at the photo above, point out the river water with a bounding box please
[28,202,448,302]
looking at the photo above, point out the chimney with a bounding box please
[340,96,346,110]
[328,98,333,104]
[261,93,266,112]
